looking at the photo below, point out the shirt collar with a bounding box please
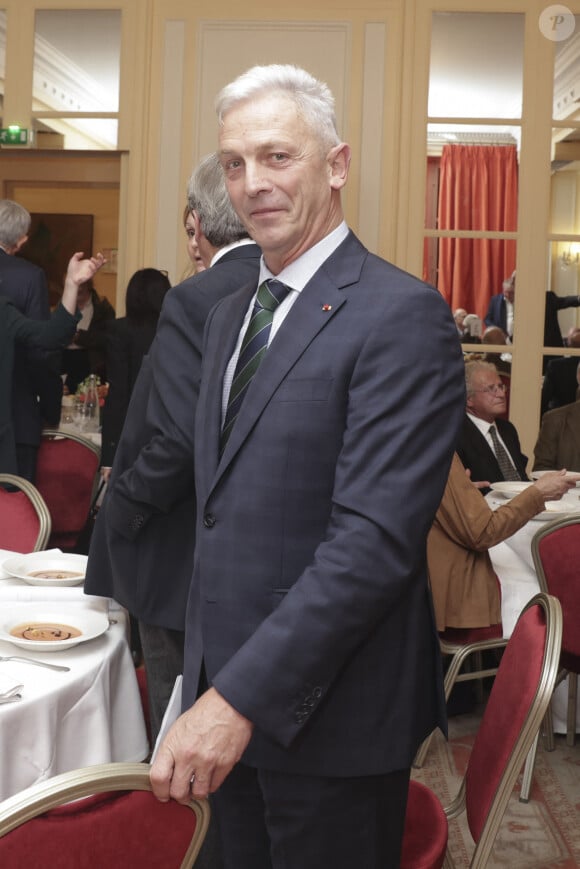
[210,237,255,267]
[258,221,349,291]
[467,412,494,437]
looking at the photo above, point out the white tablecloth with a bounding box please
[0,550,148,801]
[486,496,580,732]
[53,421,101,447]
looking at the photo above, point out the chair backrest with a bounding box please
[0,474,51,552]
[35,430,101,551]
[532,515,580,661]
[462,592,562,868]
[0,762,210,869]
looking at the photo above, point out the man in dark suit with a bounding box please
[0,199,62,481]
[534,361,580,471]
[541,328,580,414]
[150,65,465,868]
[456,360,528,493]
[485,271,515,338]
[85,154,261,742]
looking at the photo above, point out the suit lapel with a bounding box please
[209,232,366,485]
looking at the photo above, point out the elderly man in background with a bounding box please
[150,64,465,869]
[534,361,580,472]
[456,360,528,492]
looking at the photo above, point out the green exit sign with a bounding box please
[0,127,29,145]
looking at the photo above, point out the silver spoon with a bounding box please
[0,656,70,672]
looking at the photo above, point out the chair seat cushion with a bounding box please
[439,622,503,645]
[400,780,448,869]
[0,789,197,868]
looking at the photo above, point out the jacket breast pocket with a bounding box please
[273,378,333,403]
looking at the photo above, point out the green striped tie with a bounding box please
[220,279,291,453]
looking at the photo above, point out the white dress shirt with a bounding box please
[221,222,349,421]
[467,412,518,472]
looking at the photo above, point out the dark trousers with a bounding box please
[213,761,410,869]
[15,444,38,484]
[137,621,185,744]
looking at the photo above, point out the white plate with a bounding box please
[489,481,534,498]
[531,470,580,484]
[1,553,87,586]
[0,605,109,651]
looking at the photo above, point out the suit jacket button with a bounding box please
[203,513,216,528]
[131,514,145,530]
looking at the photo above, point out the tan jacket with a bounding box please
[427,454,544,630]
[533,400,580,472]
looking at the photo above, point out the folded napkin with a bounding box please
[0,672,23,703]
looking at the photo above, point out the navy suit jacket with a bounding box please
[456,415,528,493]
[84,244,261,628]
[0,301,78,474]
[0,250,62,449]
[484,294,507,333]
[182,231,465,776]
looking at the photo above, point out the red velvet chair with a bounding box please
[35,430,101,552]
[0,473,51,552]
[0,762,210,868]
[518,515,580,801]
[401,592,562,868]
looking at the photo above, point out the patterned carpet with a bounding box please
[412,709,580,867]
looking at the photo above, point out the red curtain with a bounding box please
[432,144,518,319]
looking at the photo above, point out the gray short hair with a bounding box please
[187,153,248,248]
[465,360,498,396]
[215,64,341,154]
[0,200,31,248]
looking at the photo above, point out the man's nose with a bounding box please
[244,162,271,195]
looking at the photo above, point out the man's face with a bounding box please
[503,280,515,303]
[219,92,350,274]
[466,369,507,422]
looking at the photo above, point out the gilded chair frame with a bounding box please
[0,473,52,552]
[413,633,509,768]
[519,515,580,802]
[41,428,101,463]
[0,762,210,869]
[444,593,562,868]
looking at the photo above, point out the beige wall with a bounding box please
[0,152,120,309]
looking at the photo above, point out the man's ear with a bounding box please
[327,143,351,190]
[14,234,28,253]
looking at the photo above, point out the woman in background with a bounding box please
[181,206,206,278]
[100,268,171,470]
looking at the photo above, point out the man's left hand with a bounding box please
[149,686,253,803]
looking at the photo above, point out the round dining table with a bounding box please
[486,492,580,733]
[0,549,149,802]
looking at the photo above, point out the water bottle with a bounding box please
[84,374,100,432]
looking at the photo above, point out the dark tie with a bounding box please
[489,424,520,481]
[220,279,291,452]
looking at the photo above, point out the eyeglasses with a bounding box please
[472,383,508,396]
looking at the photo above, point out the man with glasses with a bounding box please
[456,360,528,494]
